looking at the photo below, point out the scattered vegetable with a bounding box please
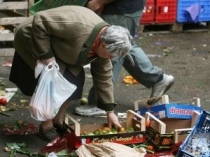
[0,111,10,116]
[123,75,139,84]
[131,143,154,154]
[0,98,8,106]
[4,142,42,157]
[0,120,39,135]
[147,145,154,151]
[80,97,88,104]
[146,120,151,128]
[80,126,135,136]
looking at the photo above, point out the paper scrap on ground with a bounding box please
[1,59,13,67]
[0,88,18,102]
[118,112,127,118]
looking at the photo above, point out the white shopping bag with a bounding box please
[29,62,77,121]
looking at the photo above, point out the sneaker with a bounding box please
[75,105,106,116]
[147,74,174,105]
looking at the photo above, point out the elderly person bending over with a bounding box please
[9,6,133,141]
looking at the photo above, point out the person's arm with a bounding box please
[87,0,115,11]
[90,58,121,128]
[41,57,56,65]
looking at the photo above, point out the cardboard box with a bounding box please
[135,95,202,119]
[64,110,146,149]
[145,111,200,151]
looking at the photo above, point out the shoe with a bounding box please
[38,127,60,142]
[53,122,68,137]
[147,74,174,105]
[75,105,106,116]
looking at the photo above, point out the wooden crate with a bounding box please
[145,111,200,151]
[64,110,146,149]
[0,0,34,56]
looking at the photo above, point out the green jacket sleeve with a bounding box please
[90,58,116,111]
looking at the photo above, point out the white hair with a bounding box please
[100,25,134,65]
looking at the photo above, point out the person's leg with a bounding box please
[124,45,162,88]
[123,44,174,105]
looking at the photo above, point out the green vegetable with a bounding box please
[80,97,88,104]
[4,143,43,157]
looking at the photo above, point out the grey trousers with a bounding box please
[88,10,163,104]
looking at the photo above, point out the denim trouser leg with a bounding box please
[123,44,163,88]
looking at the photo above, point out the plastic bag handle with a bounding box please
[45,61,60,71]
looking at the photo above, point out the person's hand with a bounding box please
[41,57,55,65]
[106,111,122,129]
[87,0,103,12]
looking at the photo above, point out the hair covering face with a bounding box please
[100,25,135,66]
[100,25,133,59]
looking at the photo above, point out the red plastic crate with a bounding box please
[155,0,177,23]
[140,0,155,24]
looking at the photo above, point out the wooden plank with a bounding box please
[28,0,35,16]
[0,17,27,25]
[28,0,35,9]
[0,2,28,10]
[206,22,210,29]
[0,10,27,17]
[0,48,14,56]
[138,22,210,34]
[0,33,14,41]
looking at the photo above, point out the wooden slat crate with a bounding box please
[0,0,34,56]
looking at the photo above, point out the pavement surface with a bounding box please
[0,26,210,156]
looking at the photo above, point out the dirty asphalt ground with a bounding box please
[0,26,210,156]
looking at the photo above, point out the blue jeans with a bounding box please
[88,10,163,104]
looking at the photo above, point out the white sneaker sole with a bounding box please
[75,111,106,116]
[147,78,174,105]
[75,107,106,117]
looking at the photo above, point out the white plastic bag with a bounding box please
[29,62,77,121]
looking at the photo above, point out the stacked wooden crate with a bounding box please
[0,0,34,56]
